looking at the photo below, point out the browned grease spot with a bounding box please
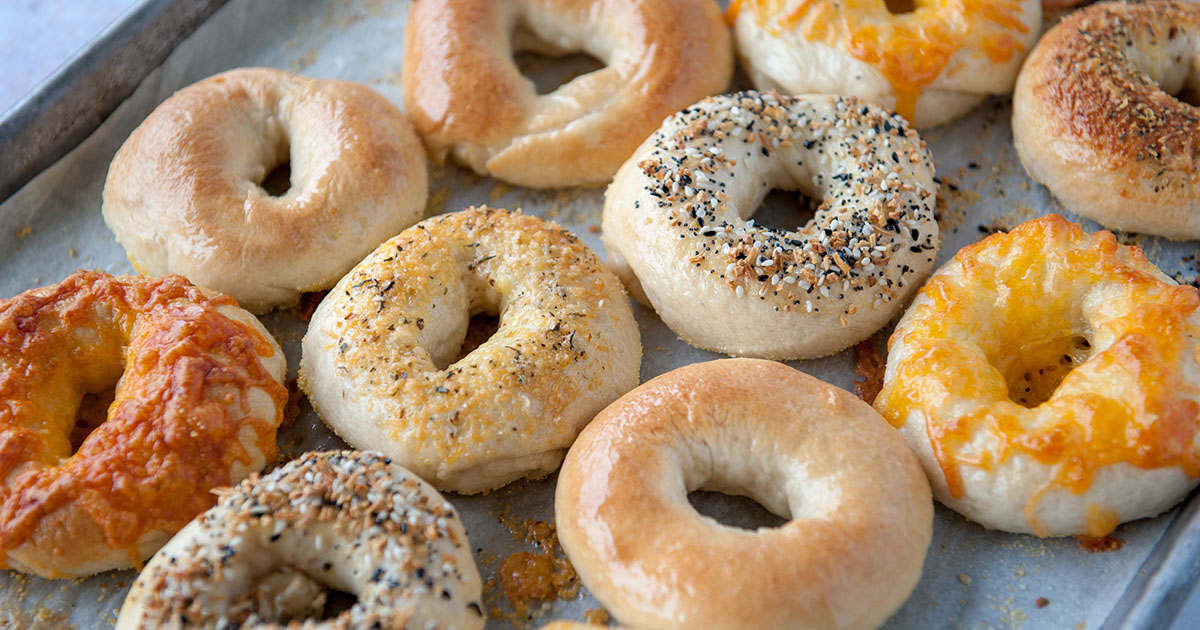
[1077,534,1125,553]
[282,378,304,430]
[489,510,581,621]
[585,608,612,625]
[853,335,886,405]
[500,551,558,603]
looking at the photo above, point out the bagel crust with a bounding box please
[556,359,933,629]
[1013,0,1200,241]
[103,67,428,312]
[300,207,641,494]
[876,216,1200,537]
[117,451,484,629]
[603,92,939,359]
[729,0,1041,127]
[0,271,287,577]
[402,0,733,188]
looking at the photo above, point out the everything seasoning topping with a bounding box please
[633,91,937,316]
[131,451,480,628]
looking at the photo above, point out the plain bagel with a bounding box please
[300,207,641,494]
[1013,0,1200,241]
[103,67,428,312]
[603,91,939,359]
[556,359,933,629]
[402,0,733,188]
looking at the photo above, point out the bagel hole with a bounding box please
[751,189,821,233]
[439,313,502,369]
[511,24,606,96]
[513,50,606,95]
[69,389,115,454]
[260,162,292,197]
[884,0,918,14]
[1177,86,1200,108]
[1004,334,1091,408]
[314,588,357,621]
[688,490,788,531]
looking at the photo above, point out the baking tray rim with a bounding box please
[0,1,1196,628]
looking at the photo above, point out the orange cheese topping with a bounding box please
[877,216,1200,507]
[0,272,285,569]
[728,0,1030,121]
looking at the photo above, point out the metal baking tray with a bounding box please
[1,0,1198,628]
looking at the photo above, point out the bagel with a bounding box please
[556,359,932,629]
[103,67,428,312]
[727,0,1041,127]
[0,271,286,578]
[116,450,484,629]
[875,215,1200,537]
[1013,0,1200,241]
[401,0,733,188]
[300,207,641,494]
[603,91,939,359]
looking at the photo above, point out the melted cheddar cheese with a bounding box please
[876,216,1200,534]
[728,0,1030,121]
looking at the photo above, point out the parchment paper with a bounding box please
[1,0,1197,628]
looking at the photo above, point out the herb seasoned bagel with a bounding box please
[556,359,933,629]
[0,271,286,578]
[401,0,732,188]
[603,91,939,359]
[300,207,641,494]
[116,450,484,629]
[727,0,1040,127]
[876,216,1200,537]
[1013,0,1200,241]
[103,67,428,312]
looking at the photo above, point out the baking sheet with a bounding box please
[1,0,1199,627]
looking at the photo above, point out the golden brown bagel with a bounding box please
[1013,0,1200,241]
[556,359,933,629]
[0,271,286,578]
[103,68,428,312]
[401,0,733,188]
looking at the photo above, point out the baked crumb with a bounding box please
[853,335,886,404]
[1077,535,1125,553]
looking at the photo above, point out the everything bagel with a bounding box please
[603,91,939,359]
[116,450,484,629]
